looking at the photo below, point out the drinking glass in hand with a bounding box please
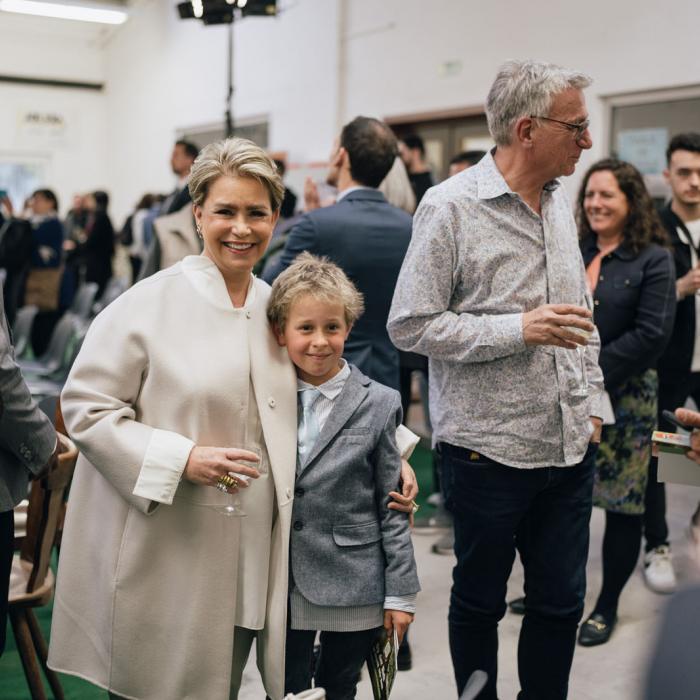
[565,294,594,397]
[210,445,262,517]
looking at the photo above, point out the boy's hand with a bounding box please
[384,609,413,644]
[388,459,418,513]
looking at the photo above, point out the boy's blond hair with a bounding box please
[267,252,364,330]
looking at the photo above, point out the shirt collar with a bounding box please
[581,234,636,261]
[475,149,561,200]
[297,359,350,400]
[336,185,375,202]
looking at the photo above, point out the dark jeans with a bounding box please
[440,442,596,700]
[645,372,700,551]
[1,509,13,657]
[285,626,380,700]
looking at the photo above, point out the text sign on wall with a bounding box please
[617,128,669,175]
[16,110,68,147]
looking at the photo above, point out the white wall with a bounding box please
[0,13,107,215]
[102,0,340,222]
[2,0,699,220]
[341,0,700,196]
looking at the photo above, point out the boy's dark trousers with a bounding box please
[285,626,381,700]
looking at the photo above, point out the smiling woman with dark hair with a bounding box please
[575,158,676,647]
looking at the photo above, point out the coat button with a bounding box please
[295,487,305,497]
[293,520,304,531]
[245,311,251,319]
[594,299,600,306]
[268,397,276,408]
[599,275,604,281]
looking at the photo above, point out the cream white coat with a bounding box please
[47,256,297,699]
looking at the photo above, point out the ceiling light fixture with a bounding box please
[0,0,128,24]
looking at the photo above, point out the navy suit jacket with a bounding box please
[264,188,412,391]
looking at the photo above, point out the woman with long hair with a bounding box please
[576,158,676,646]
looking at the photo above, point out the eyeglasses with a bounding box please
[530,115,590,142]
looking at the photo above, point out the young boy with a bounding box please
[267,252,420,699]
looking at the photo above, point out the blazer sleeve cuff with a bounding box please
[384,594,417,614]
[132,429,195,505]
[395,424,419,460]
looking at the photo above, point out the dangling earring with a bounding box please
[196,225,203,239]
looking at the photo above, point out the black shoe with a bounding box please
[508,596,525,615]
[397,639,412,671]
[578,613,616,647]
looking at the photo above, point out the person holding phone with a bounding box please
[575,159,676,647]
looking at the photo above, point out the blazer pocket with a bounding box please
[332,520,382,547]
[339,428,370,436]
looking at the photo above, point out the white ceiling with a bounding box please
[0,0,131,45]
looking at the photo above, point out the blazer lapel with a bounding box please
[299,368,369,476]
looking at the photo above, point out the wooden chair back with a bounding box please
[19,433,78,594]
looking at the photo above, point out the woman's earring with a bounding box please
[196,225,203,239]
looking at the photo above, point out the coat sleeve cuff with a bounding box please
[395,424,419,460]
[132,429,195,505]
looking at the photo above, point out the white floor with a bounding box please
[239,480,699,699]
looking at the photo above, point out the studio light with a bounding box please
[177,0,275,25]
[0,0,128,24]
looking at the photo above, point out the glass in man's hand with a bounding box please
[565,294,594,397]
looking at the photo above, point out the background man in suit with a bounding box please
[139,139,201,278]
[643,132,700,594]
[399,134,435,205]
[163,139,199,215]
[264,116,412,393]
[0,285,57,656]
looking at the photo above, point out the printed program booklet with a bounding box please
[367,628,398,700]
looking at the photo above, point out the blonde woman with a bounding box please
[48,138,417,700]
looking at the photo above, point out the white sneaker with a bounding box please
[643,545,677,593]
[426,491,443,507]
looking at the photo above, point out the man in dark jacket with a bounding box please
[264,116,412,393]
[0,284,57,655]
[644,132,700,593]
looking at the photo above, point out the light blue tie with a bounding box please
[297,389,321,472]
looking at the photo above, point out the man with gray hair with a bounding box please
[388,60,603,699]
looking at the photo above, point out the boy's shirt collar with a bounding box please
[297,359,350,401]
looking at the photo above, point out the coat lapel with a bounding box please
[247,278,298,505]
[299,367,369,476]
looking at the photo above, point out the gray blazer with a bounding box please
[290,365,420,606]
[0,286,56,511]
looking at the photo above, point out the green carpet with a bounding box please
[0,444,435,698]
[0,591,107,699]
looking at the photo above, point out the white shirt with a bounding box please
[677,219,700,372]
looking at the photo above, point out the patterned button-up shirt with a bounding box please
[388,151,603,469]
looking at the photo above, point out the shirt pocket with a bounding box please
[612,271,643,307]
[332,520,382,547]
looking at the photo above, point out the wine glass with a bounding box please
[210,445,262,517]
[564,294,594,397]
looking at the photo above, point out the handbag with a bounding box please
[24,266,63,311]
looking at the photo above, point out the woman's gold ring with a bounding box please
[217,474,238,491]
